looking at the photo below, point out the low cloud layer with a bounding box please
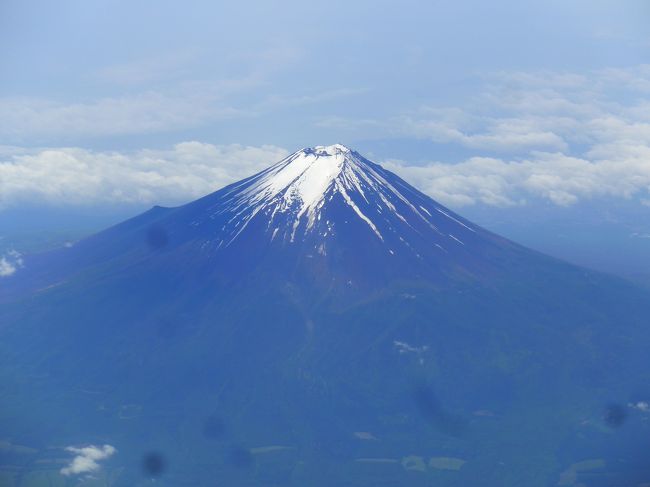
[60,444,116,476]
[1,140,649,210]
[0,143,288,209]
[384,148,650,207]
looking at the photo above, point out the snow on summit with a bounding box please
[243,144,351,226]
[189,144,478,255]
[238,144,386,241]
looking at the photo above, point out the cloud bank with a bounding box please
[1,140,649,210]
[0,143,288,208]
[60,444,116,476]
[384,148,650,207]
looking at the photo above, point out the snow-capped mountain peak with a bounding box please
[310,143,351,155]
[189,145,479,258]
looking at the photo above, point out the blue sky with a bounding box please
[1,0,650,276]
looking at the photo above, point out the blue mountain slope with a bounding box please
[1,145,650,487]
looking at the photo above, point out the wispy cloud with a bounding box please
[95,50,201,86]
[0,44,304,141]
[394,340,429,354]
[60,444,116,476]
[392,66,650,154]
[320,65,650,155]
[256,88,368,110]
[396,111,569,153]
[0,88,251,140]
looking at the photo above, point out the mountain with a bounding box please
[3,144,521,296]
[1,145,650,487]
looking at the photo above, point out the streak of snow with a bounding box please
[449,234,464,245]
[336,180,383,241]
[436,207,476,232]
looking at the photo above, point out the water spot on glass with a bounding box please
[142,451,166,477]
[412,384,466,437]
[604,403,627,428]
[146,225,169,249]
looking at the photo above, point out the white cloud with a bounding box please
[2,137,650,211]
[394,340,429,354]
[60,444,116,476]
[0,258,17,277]
[385,149,650,208]
[0,250,24,277]
[629,401,650,413]
[0,143,288,208]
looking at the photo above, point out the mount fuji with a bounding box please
[3,144,531,296]
[1,145,650,487]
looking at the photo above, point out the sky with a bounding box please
[1,0,650,277]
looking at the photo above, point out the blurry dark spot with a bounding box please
[412,384,466,437]
[604,403,627,428]
[228,446,253,468]
[413,384,442,417]
[202,414,226,440]
[142,451,166,477]
[146,225,169,249]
